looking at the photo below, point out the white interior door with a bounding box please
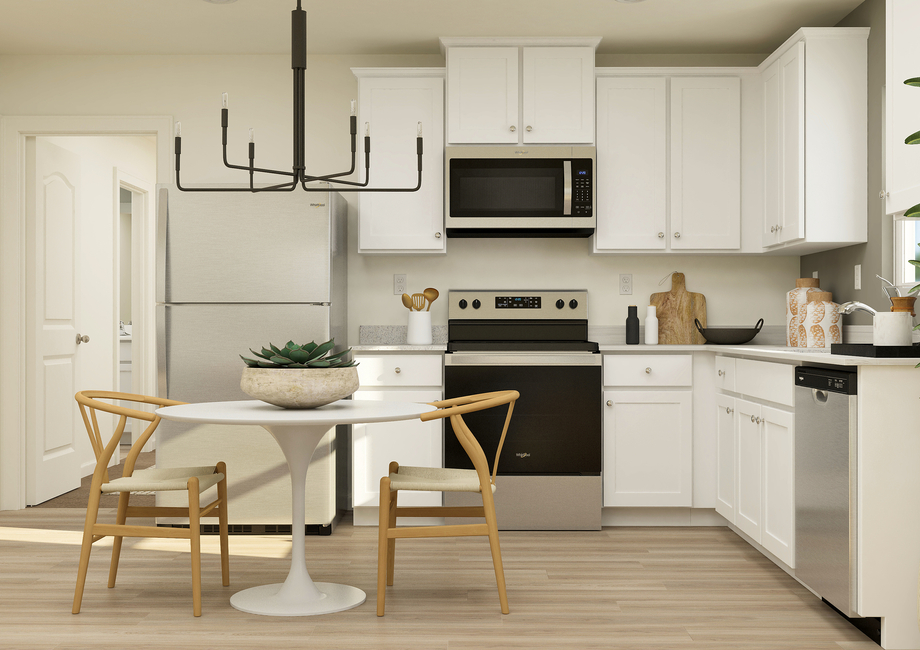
[26,139,84,505]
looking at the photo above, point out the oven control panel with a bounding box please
[449,290,587,320]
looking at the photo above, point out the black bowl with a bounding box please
[694,318,764,345]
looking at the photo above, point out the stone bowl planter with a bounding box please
[240,366,359,409]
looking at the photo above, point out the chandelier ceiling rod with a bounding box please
[174,0,423,193]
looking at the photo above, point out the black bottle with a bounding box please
[626,305,640,345]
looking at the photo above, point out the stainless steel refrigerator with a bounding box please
[155,185,347,529]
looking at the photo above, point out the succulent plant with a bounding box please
[240,338,357,369]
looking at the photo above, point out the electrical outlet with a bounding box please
[812,271,819,279]
[619,274,633,296]
[394,274,407,295]
[854,264,861,290]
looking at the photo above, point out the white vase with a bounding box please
[786,278,821,347]
[407,310,432,345]
[873,312,913,346]
[645,305,659,345]
[803,292,841,349]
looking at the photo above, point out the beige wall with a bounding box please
[0,52,799,344]
[800,0,885,326]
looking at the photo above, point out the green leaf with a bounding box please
[289,348,312,363]
[307,339,335,361]
[240,355,261,367]
[250,348,272,361]
[261,347,275,358]
[909,283,920,295]
[269,355,295,365]
[276,346,293,359]
[269,343,283,356]
[905,202,920,218]
[285,341,299,351]
[301,341,318,354]
[905,130,920,145]
[307,359,333,367]
[257,360,277,368]
[905,77,920,87]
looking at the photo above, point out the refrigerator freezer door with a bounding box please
[158,186,335,304]
[156,303,337,526]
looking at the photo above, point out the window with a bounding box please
[895,215,920,293]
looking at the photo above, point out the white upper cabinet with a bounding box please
[885,0,920,215]
[670,77,741,250]
[522,47,596,144]
[443,38,599,145]
[446,47,519,144]
[354,69,445,254]
[594,76,667,250]
[594,74,741,253]
[760,28,868,253]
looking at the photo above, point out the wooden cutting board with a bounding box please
[648,272,707,345]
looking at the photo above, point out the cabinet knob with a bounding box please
[718,370,724,377]
[673,232,681,239]
[76,333,90,344]
[756,416,762,424]
[435,232,442,239]
[606,400,613,407]
[658,232,664,238]
[879,190,889,199]
[526,126,533,132]
[509,125,516,132]
[645,367,651,374]
[771,225,776,233]
[751,414,756,423]
[394,367,401,374]
[725,406,732,415]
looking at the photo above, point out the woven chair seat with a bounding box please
[101,467,225,493]
[388,466,496,493]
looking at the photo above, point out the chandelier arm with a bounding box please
[223,147,296,177]
[302,170,422,193]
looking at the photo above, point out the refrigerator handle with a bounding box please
[156,304,168,398]
[156,186,168,304]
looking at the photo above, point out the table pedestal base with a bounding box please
[230,582,366,616]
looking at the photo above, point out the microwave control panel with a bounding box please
[572,159,593,217]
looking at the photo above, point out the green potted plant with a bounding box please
[240,338,359,408]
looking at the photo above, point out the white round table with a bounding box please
[156,398,435,616]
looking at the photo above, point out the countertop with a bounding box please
[353,343,920,366]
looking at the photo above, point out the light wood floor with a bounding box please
[0,508,877,650]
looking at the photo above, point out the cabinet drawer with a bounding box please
[604,354,692,387]
[734,359,794,406]
[715,355,735,391]
[356,354,442,387]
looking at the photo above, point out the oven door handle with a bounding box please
[445,353,601,367]
[563,160,572,216]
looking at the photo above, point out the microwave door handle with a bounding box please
[563,160,572,216]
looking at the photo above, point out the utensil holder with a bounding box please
[873,311,913,346]
[407,311,432,345]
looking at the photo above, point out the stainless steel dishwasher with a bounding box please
[794,366,858,617]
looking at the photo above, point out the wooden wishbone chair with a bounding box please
[376,389,519,616]
[72,390,230,617]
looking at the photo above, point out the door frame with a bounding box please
[0,115,172,510]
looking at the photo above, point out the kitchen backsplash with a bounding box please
[359,325,448,346]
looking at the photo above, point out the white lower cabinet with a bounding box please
[603,389,693,506]
[718,387,795,568]
[352,353,443,526]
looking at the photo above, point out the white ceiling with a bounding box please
[0,0,865,56]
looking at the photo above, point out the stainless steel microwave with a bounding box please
[445,145,596,238]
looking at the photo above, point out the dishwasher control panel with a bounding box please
[794,366,857,394]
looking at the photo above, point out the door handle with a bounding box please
[76,334,90,344]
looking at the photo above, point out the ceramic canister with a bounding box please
[786,278,821,347]
[803,291,842,349]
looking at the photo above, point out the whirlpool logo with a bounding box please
[515,452,531,458]
[310,202,326,208]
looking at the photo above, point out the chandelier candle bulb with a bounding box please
[249,128,254,143]
[175,122,181,137]
[222,92,228,109]
[365,122,370,137]
[350,99,355,115]
[418,122,423,136]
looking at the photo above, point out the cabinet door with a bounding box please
[594,77,667,251]
[670,77,741,250]
[886,0,920,215]
[447,47,518,144]
[603,390,692,507]
[715,393,736,522]
[735,399,762,542]
[352,389,443,510]
[778,43,805,243]
[358,76,445,253]
[762,59,782,246]
[761,405,795,567]
[522,47,595,144]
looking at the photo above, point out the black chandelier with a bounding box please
[174,0,423,193]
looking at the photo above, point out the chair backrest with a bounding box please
[74,391,187,480]
[420,390,519,488]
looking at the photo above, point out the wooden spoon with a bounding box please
[412,293,426,311]
[423,287,439,311]
[401,293,414,310]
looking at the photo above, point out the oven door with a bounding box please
[443,353,602,475]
